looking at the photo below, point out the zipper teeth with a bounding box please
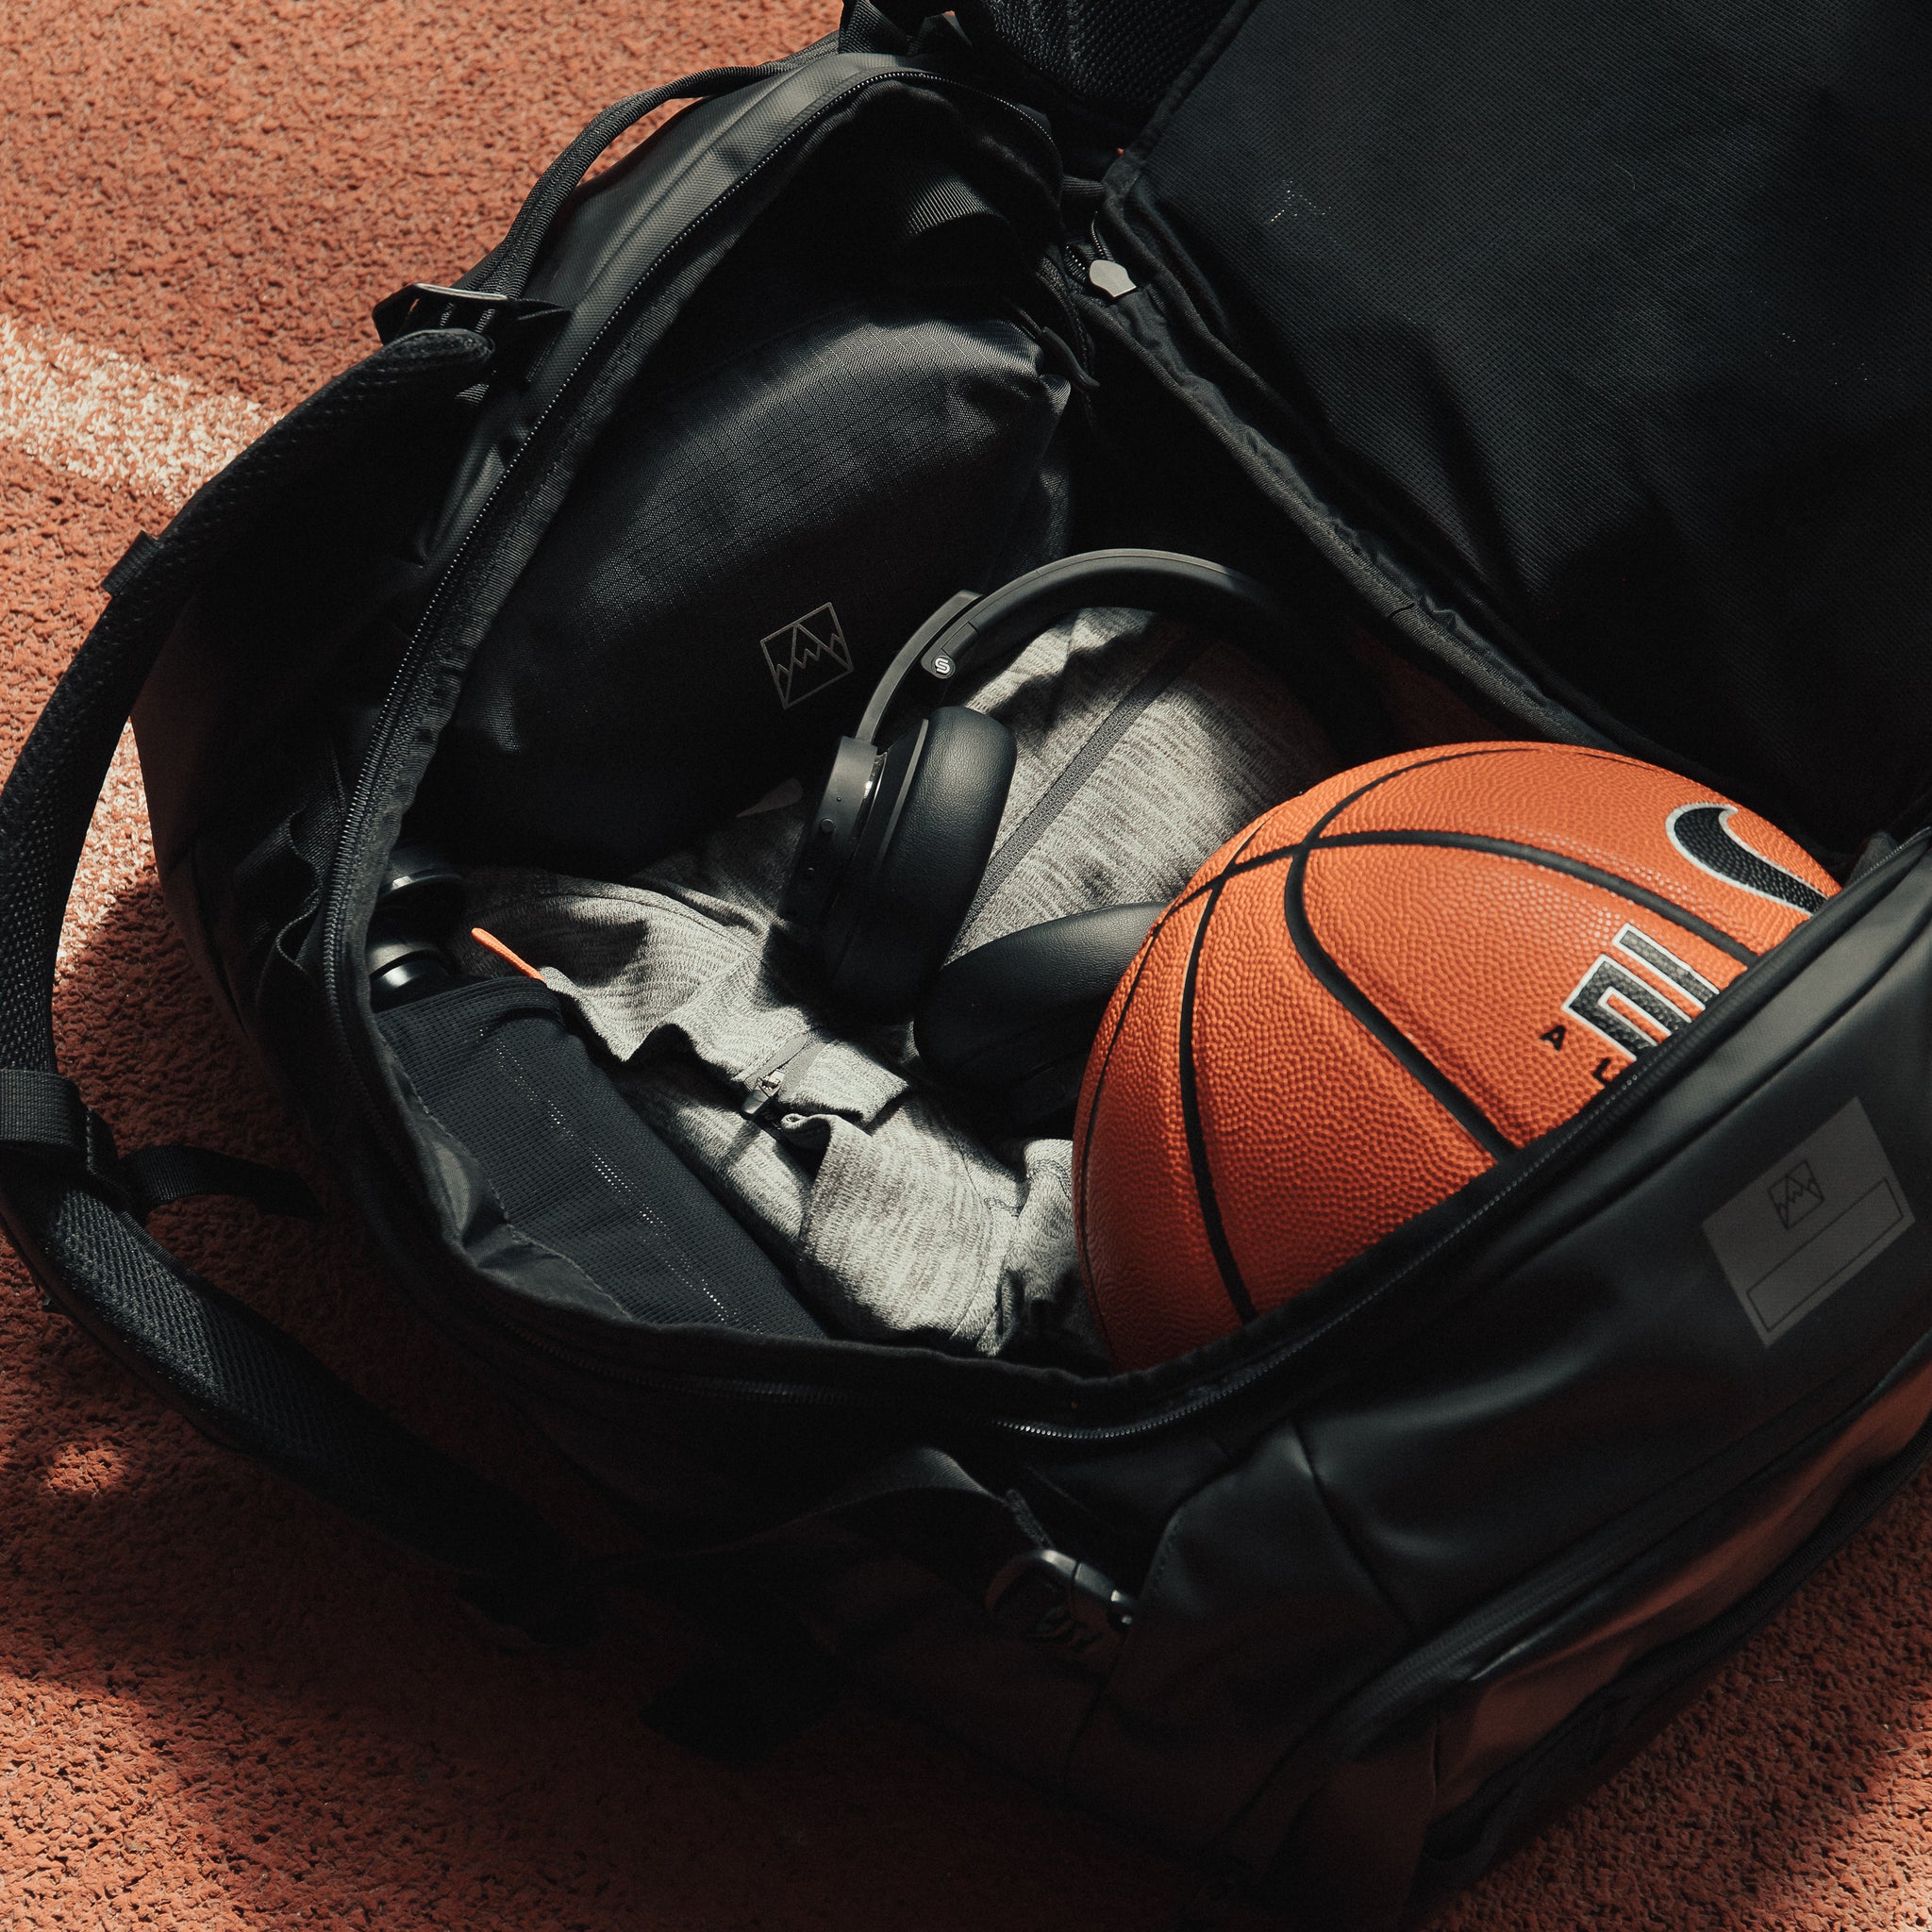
[489,1313,865,1407]
[321,69,1054,1087]
[1037,248,1097,375]
[483,841,1924,1442]
[1338,1314,1932,1750]
[989,1017,1706,1442]
[478,988,1763,1425]
[1348,1492,1675,1736]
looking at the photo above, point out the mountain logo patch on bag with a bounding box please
[1705,1098,1914,1344]
[761,603,854,708]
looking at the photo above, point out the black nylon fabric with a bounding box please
[423,292,1071,876]
[1105,0,1932,856]
[376,978,824,1338]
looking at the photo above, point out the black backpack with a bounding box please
[6,4,1932,1924]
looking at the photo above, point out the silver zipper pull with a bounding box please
[738,1029,826,1119]
[1087,221,1139,300]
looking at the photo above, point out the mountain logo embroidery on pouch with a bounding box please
[761,603,854,708]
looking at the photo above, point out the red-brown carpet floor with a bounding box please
[4,5,1932,1928]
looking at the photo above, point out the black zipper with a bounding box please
[983,832,1930,1445]
[1322,1309,1932,1763]
[321,65,1058,1123]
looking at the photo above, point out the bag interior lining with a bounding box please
[387,605,1405,1369]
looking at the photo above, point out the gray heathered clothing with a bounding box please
[456,608,1337,1360]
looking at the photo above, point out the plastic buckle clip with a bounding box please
[985,1547,1137,1668]
[370,282,570,378]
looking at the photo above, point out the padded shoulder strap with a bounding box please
[0,326,578,1603]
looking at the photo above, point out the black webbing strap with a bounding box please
[0,1067,114,1177]
[0,325,581,1607]
[116,1145,323,1223]
[0,1068,323,1222]
[374,66,786,359]
[839,0,918,53]
[99,528,163,600]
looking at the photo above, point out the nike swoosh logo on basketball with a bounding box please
[1666,803,1827,915]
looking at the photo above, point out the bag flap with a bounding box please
[1091,0,1932,860]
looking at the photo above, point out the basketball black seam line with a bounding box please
[1178,870,1260,1325]
[1283,840,1518,1162]
[1164,831,1767,965]
[1253,745,1560,913]
[1306,743,1608,842]
[1158,742,1665,922]
[1309,831,1760,963]
[1078,755,1603,1329]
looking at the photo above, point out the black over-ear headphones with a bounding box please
[777,548,1391,1129]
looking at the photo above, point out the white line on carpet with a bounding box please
[0,309,277,503]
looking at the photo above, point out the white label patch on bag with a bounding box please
[1704,1098,1914,1345]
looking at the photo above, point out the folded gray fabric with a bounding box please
[457,608,1340,1361]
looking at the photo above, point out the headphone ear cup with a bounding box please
[913,903,1165,1134]
[820,707,1017,1019]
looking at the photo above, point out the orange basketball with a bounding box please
[1072,743,1840,1371]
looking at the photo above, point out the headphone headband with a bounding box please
[854,548,1385,760]
[786,545,1395,1019]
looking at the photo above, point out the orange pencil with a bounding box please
[469,926,544,981]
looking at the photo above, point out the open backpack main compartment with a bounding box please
[4,3,1932,1924]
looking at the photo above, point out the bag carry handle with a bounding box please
[458,64,779,303]
[0,325,586,1604]
[372,65,782,363]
